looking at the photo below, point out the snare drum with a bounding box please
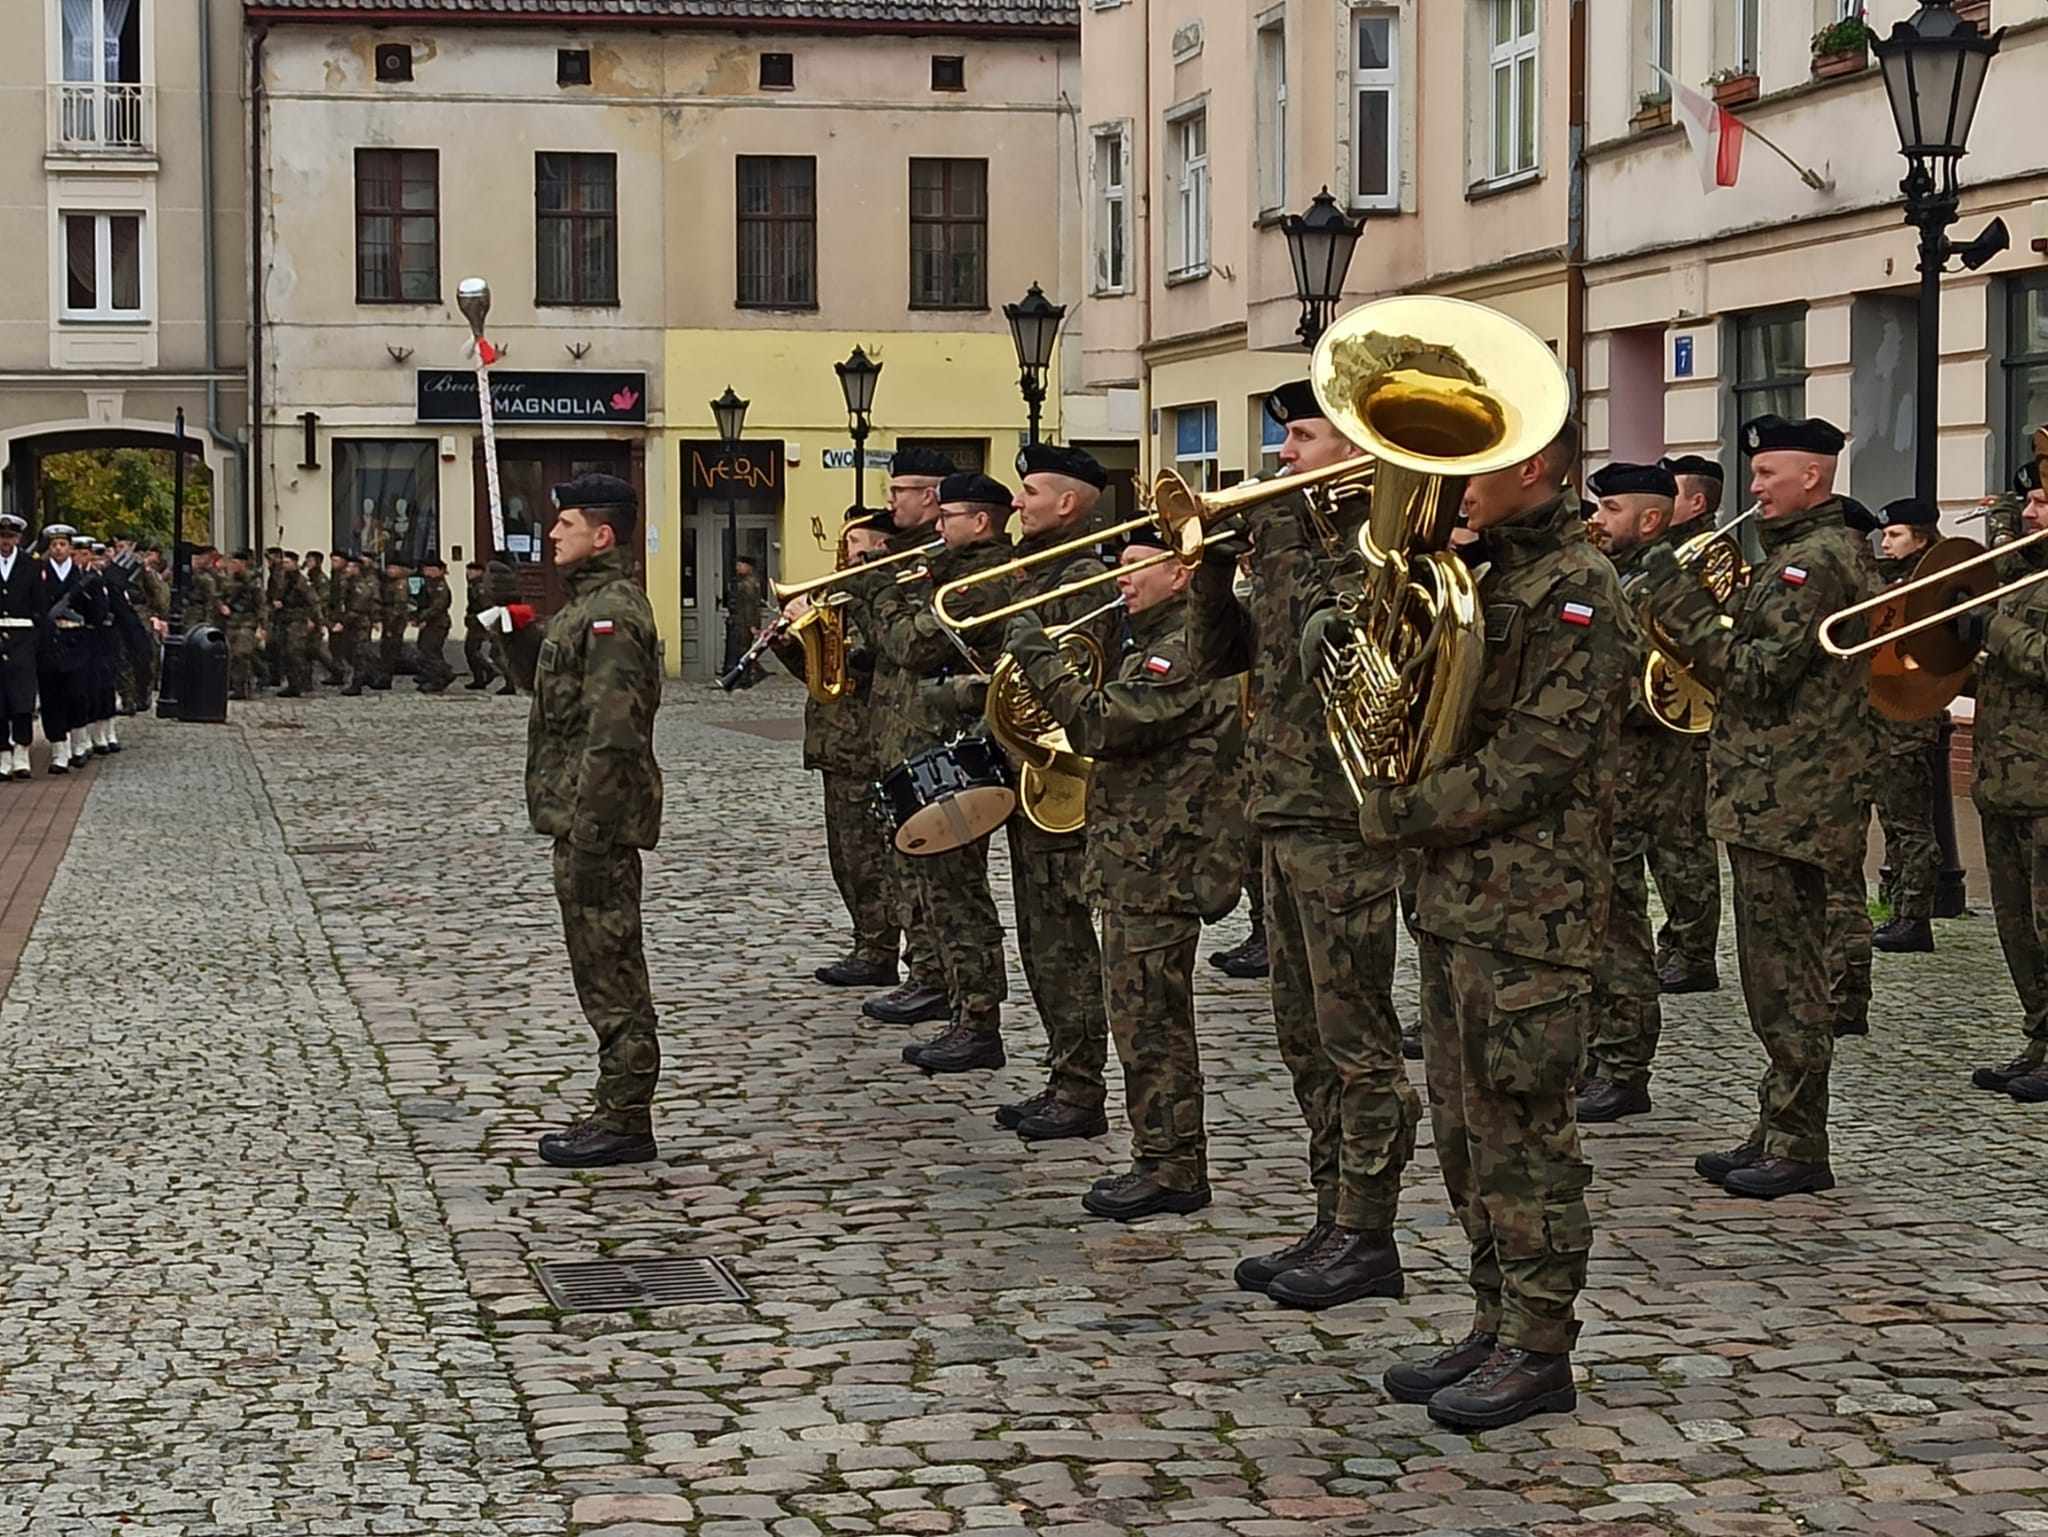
[875,736,1017,855]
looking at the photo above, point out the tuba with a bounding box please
[1635,508,1757,734]
[983,596,1123,834]
[1311,295,1573,802]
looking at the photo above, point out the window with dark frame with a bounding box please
[558,49,591,86]
[374,44,413,82]
[1732,305,1808,475]
[355,148,440,304]
[736,155,817,309]
[2005,275,2048,484]
[760,52,794,89]
[535,151,618,306]
[932,55,965,91]
[909,157,988,310]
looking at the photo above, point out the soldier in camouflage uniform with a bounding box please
[222,549,263,701]
[527,473,665,1168]
[853,449,958,1030]
[846,471,1018,1074]
[992,443,1123,1143]
[1187,380,1418,1312]
[129,544,170,709]
[1966,477,2048,1101]
[772,517,901,988]
[1866,498,1943,954]
[1579,461,1678,1123]
[272,550,318,697]
[1648,454,1728,992]
[414,556,455,693]
[182,545,222,635]
[305,551,348,686]
[261,547,287,690]
[378,556,412,687]
[340,554,384,695]
[462,558,500,690]
[1006,527,1247,1218]
[483,555,521,694]
[1641,414,1881,1200]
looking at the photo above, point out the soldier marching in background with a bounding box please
[1868,498,1944,955]
[341,553,383,696]
[462,558,500,691]
[0,512,37,780]
[414,556,455,693]
[483,555,521,694]
[273,550,318,697]
[223,549,263,702]
[305,550,348,687]
[378,555,412,687]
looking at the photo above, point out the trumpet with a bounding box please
[1631,505,1758,734]
[769,536,944,604]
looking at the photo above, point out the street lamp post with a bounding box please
[1874,0,2007,919]
[834,345,883,513]
[1004,282,1066,445]
[1281,187,1366,349]
[710,385,750,615]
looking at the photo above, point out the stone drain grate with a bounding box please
[535,1256,749,1313]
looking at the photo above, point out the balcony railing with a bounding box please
[49,82,156,155]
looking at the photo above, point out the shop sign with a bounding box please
[416,369,648,425]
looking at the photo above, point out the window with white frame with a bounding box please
[1255,17,1287,213]
[56,0,146,148]
[1737,0,1761,73]
[1487,0,1540,182]
[1352,9,1399,208]
[1258,401,1286,476]
[1167,106,1210,278]
[1174,403,1219,491]
[1091,124,1130,295]
[1645,0,1674,100]
[61,211,143,319]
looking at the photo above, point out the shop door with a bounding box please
[474,440,638,614]
[681,506,777,681]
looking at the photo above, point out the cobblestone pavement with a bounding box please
[7,678,2048,1537]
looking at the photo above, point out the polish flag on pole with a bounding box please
[1655,66,1746,193]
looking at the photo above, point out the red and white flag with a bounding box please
[1656,67,1746,194]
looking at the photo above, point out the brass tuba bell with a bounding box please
[983,595,1123,834]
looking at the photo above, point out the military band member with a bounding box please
[1187,380,1419,1312]
[990,529,1242,1214]
[857,448,958,1031]
[527,473,665,1168]
[1641,414,1880,1199]
[994,442,1120,1143]
[37,524,96,774]
[1580,460,1678,1122]
[462,558,500,690]
[775,515,903,989]
[1867,497,1944,954]
[1650,453,1727,993]
[848,472,1018,1072]
[1963,477,2048,1102]
[0,512,36,780]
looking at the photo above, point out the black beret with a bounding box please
[1263,379,1325,427]
[890,446,957,479]
[1122,524,1175,554]
[1879,497,1940,529]
[1840,496,1880,535]
[421,554,447,569]
[2015,460,2041,495]
[1588,461,1678,500]
[939,472,1013,508]
[552,472,637,510]
[1016,441,1107,489]
[1742,414,1847,456]
[232,548,254,561]
[1659,454,1725,482]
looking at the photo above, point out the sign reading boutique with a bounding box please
[415,369,648,426]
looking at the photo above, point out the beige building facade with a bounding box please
[249,0,1094,678]
[0,0,248,533]
[1078,0,1576,487]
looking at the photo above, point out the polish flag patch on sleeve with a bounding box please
[591,619,616,635]
[1560,601,1595,627]
[1145,655,1174,675]
[1781,566,1809,587]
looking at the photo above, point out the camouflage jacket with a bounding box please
[344,568,381,628]
[848,533,1015,766]
[1606,525,1681,833]
[1972,536,2048,816]
[416,575,452,633]
[729,570,767,632]
[382,574,412,630]
[1650,495,1880,876]
[1874,554,1944,751]
[842,526,935,771]
[1357,494,1636,972]
[226,571,263,630]
[526,546,664,851]
[770,612,880,777]
[183,567,219,630]
[276,569,317,625]
[1013,599,1248,918]
[483,560,519,606]
[304,567,329,622]
[131,566,169,622]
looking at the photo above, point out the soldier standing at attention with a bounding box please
[774,516,901,989]
[1640,414,1879,1199]
[1004,527,1247,1218]
[1579,461,1679,1123]
[1650,455,1728,993]
[995,443,1121,1145]
[1867,497,1944,955]
[462,558,500,691]
[1358,421,1629,1431]
[414,556,455,693]
[1186,380,1417,1313]
[378,556,412,688]
[1963,475,2048,1101]
[527,473,665,1167]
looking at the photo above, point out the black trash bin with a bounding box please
[174,624,229,723]
[156,631,186,718]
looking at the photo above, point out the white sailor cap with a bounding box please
[42,523,79,541]
[0,513,26,533]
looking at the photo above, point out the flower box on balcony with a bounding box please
[1630,96,1672,131]
[1812,45,1869,79]
[1810,17,1876,80]
[1711,72,1760,108]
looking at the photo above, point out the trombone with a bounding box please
[769,536,944,604]
[1820,525,2048,660]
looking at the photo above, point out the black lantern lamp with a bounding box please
[1282,186,1365,349]
[1004,282,1066,444]
[711,385,749,449]
[834,345,884,512]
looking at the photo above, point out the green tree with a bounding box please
[39,447,211,546]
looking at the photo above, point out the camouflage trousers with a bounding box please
[464,618,498,685]
[381,625,408,680]
[1876,748,1940,919]
[889,846,946,993]
[1589,815,1663,1090]
[1101,909,1207,1191]
[1826,805,1874,1033]
[1983,811,2048,1053]
[279,621,312,693]
[1727,843,1835,1163]
[345,622,381,688]
[1008,827,1109,1110]
[911,833,1007,1032]
[1648,736,1722,975]
[551,840,660,1133]
[314,621,346,683]
[226,623,259,697]
[1242,850,1264,929]
[823,771,901,968]
[1265,831,1417,1230]
[1417,934,1594,1356]
[416,621,454,689]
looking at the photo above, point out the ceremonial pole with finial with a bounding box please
[457,277,505,558]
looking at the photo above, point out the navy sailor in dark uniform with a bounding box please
[36,524,97,775]
[0,512,38,781]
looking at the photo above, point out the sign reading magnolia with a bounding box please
[416,369,648,425]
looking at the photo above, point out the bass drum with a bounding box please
[876,737,1017,855]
